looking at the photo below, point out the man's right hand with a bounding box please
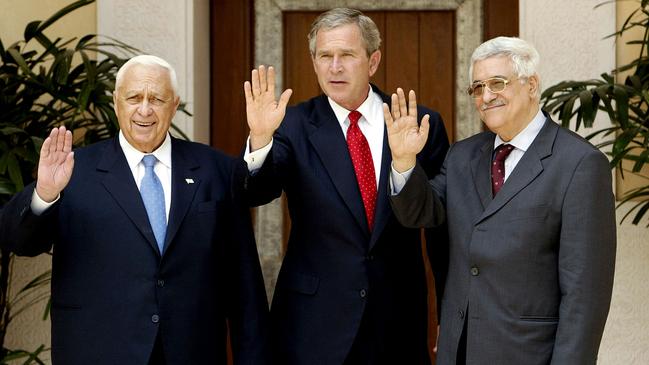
[36,126,74,203]
[244,65,293,151]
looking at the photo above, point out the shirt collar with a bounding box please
[328,84,381,127]
[119,131,172,170]
[494,108,546,152]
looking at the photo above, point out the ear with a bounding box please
[368,50,381,77]
[113,92,119,113]
[172,95,181,116]
[527,74,540,98]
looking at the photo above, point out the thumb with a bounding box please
[278,89,293,109]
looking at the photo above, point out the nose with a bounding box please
[481,87,498,103]
[330,55,343,73]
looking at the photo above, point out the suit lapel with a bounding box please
[307,95,370,237]
[476,118,557,224]
[164,138,200,254]
[471,138,494,211]
[98,137,160,255]
[369,130,391,249]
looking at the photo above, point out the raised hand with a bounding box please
[384,88,430,172]
[243,65,293,151]
[36,126,74,202]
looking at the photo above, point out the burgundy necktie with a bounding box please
[491,144,515,196]
[347,110,377,230]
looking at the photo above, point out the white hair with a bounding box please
[469,36,541,98]
[115,55,178,95]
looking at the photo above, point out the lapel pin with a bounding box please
[185,178,194,184]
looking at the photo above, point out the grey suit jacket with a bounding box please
[391,116,616,365]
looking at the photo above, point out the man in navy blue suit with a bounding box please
[242,8,449,365]
[0,55,268,365]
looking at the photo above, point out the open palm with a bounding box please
[244,65,292,150]
[36,126,74,202]
[384,89,429,171]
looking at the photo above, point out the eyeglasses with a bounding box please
[467,77,518,98]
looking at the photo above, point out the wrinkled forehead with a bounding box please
[472,55,514,81]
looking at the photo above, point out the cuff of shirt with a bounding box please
[31,188,59,216]
[243,137,273,172]
[389,164,414,195]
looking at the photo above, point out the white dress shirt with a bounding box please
[390,108,546,194]
[31,132,173,222]
[244,85,385,188]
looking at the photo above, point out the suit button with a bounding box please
[359,289,367,298]
[459,310,465,319]
[157,279,165,287]
[471,266,479,276]
[151,314,160,323]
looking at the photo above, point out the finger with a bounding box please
[382,103,393,128]
[41,135,52,160]
[251,68,260,96]
[408,90,417,117]
[420,114,430,138]
[268,66,276,97]
[397,88,408,118]
[259,65,267,92]
[244,81,253,103]
[391,93,400,119]
[63,129,73,154]
[64,151,75,178]
[46,127,59,157]
[278,88,293,108]
[55,126,66,156]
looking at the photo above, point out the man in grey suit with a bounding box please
[385,37,616,364]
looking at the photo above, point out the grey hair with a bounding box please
[115,55,178,96]
[470,36,541,98]
[308,8,381,58]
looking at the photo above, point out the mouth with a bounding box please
[481,101,505,111]
[329,80,347,86]
[132,120,156,128]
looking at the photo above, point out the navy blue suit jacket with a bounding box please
[0,137,269,365]
[245,88,449,364]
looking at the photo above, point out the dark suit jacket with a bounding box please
[391,115,616,365]
[244,87,449,365]
[0,137,269,365]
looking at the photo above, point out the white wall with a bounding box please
[97,0,210,144]
[520,1,649,363]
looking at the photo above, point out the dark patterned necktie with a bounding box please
[491,144,515,196]
[346,110,377,230]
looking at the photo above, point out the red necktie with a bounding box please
[491,144,515,196]
[347,110,377,230]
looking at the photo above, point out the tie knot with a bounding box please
[494,144,514,162]
[348,110,362,126]
[142,154,157,168]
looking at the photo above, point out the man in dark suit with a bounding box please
[0,55,269,365]
[387,36,616,364]
[241,8,449,365]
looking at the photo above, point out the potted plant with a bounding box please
[0,0,188,362]
[541,0,649,226]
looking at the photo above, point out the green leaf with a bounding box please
[6,152,24,190]
[35,0,95,35]
[23,20,41,42]
[632,148,649,172]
